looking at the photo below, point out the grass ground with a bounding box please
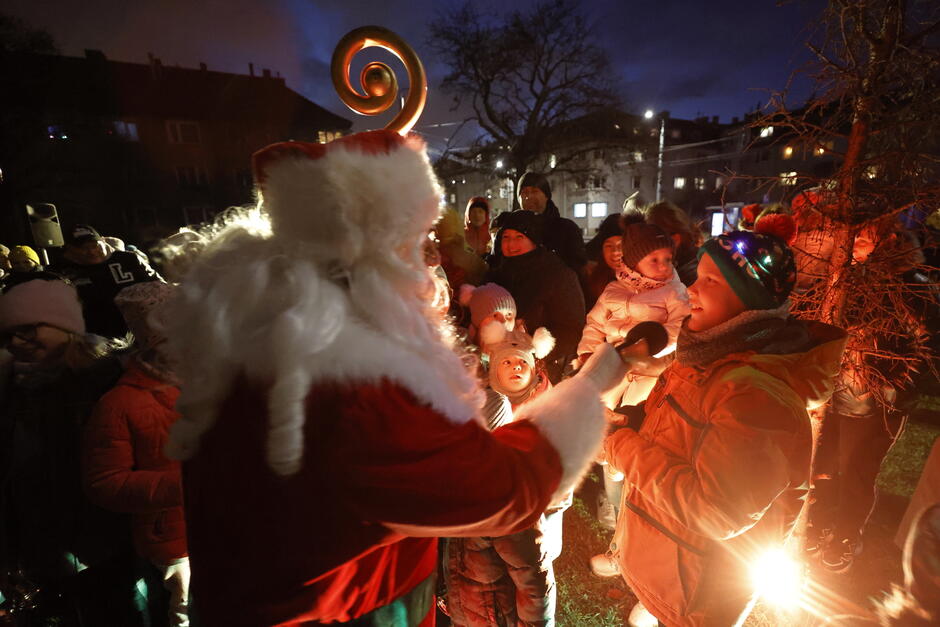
[552,410,940,627]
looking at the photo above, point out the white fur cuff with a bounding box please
[513,365,610,503]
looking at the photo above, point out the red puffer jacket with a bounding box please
[82,361,186,564]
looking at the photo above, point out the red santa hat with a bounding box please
[252,130,442,267]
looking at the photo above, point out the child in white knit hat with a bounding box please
[481,323,555,411]
[445,321,563,626]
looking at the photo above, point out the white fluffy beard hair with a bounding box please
[165,210,483,476]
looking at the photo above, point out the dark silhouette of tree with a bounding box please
[748,0,940,398]
[428,0,620,177]
[0,12,58,54]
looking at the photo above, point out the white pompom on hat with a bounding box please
[252,129,443,267]
[0,278,85,334]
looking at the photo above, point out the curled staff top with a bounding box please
[331,26,428,136]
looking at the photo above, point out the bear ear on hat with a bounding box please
[479,318,508,348]
[458,283,476,307]
[531,327,555,359]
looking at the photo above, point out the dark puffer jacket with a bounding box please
[540,200,587,274]
[0,357,129,580]
[82,361,187,564]
[484,248,585,382]
[445,502,564,627]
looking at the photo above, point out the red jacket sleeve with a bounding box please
[327,382,563,538]
[83,394,182,514]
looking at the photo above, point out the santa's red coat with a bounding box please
[183,378,563,626]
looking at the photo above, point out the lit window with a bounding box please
[634,151,643,162]
[167,121,200,144]
[113,121,139,141]
[783,146,793,159]
[779,171,798,186]
[549,154,557,169]
[760,126,774,138]
[694,177,706,190]
[177,166,209,188]
[814,146,825,156]
[674,177,686,190]
[710,212,725,236]
[573,202,587,218]
[715,176,725,189]
[864,166,879,179]
[591,202,608,217]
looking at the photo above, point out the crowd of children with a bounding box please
[1,130,938,627]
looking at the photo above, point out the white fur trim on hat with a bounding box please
[0,279,85,334]
[253,131,442,269]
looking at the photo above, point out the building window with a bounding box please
[167,121,200,144]
[177,165,209,188]
[585,175,607,190]
[590,202,608,218]
[673,177,686,190]
[715,176,725,190]
[633,151,643,162]
[694,177,706,190]
[573,202,587,218]
[548,154,557,169]
[760,126,774,138]
[814,141,832,156]
[779,171,798,186]
[783,146,793,159]
[633,176,642,190]
[317,130,342,143]
[113,121,139,141]
[670,129,681,139]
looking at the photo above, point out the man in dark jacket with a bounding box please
[516,171,587,274]
[51,225,162,339]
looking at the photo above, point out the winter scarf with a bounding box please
[676,301,806,367]
[615,263,666,293]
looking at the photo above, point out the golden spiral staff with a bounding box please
[330,26,427,136]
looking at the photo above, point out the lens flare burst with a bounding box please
[751,547,805,607]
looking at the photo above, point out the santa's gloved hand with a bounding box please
[577,343,627,394]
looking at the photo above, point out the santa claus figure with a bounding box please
[163,130,624,626]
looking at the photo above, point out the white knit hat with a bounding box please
[115,281,174,349]
[0,278,85,334]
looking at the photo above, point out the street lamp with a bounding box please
[645,109,666,202]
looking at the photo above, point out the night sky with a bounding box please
[7,0,826,152]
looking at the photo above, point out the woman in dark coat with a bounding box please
[0,275,144,626]
[484,211,585,383]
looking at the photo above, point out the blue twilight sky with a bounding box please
[7,0,826,151]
